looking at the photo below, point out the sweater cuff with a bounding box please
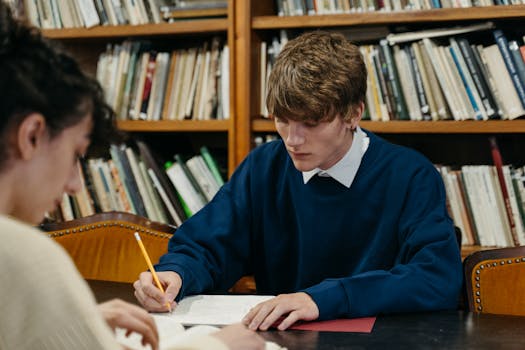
[154,263,191,301]
[302,279,349,320]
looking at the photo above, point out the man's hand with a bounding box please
[98,299,159,350]
[242,292,319,331]
[212,323,266,350]
[133,271,182,312]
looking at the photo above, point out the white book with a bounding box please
[147,168,183,226]
[166,162,206,215]
[196,49,211,120]
[145,0,161,23]
[485,166,513,247]
[98,160,122,212]
[386,22,494,45]
[393,45,422,121]
[139,161,168,223]
[503,166,525,245]
[481,45,525,120]
[421,39,461,121]
[165,50,186,120]
[75,0,101,28]
[186,155,220,202]
[441,46,475,120]
[185,45,205,119]
[461,166,491,246]
[147,52,170,121]
[88,159,112,212]
[102,0,118,25]
[219,45,230,119]
[49,0,62,28]
[59,193,75,221]
[260,41,268,116]
[202,38,221,120]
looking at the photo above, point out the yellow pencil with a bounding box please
[134,232,172,312]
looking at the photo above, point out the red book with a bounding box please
[489,137,519,246]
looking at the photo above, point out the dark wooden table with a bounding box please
[88,280,525,350]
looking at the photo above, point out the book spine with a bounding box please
[493,29,525,110]
[406,45,431,119]
[489,137,519,246]
[457,38,499,119]
[200,146,224,186]
[379,40,409,120]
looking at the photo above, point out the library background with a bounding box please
[8,0,525,257]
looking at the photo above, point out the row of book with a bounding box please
[12,0,228,29]
[276,0,524,16]
[438,162,525,248]
[437,137,525,248]
[260,24,525,121]
[55,142,225,226]
[96,38,229,122]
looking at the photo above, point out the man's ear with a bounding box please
[347,102,364,131]
[17,113,47,161]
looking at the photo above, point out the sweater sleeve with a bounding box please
[155,156,255,299]
[0,218,120,350]
[303,164,463,319]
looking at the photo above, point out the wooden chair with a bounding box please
[463,246,525,316]
[40,211,175,283]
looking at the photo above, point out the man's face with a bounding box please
[274,115,354,172]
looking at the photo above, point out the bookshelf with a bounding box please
[37,1,525,251]
[233,1,525,255]
[41,1,237,175]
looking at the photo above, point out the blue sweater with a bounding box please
[156,131,463,319]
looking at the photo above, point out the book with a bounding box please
[456,37,499,119]
[200,146,224,186]
[489,137,520,246]
[379,40,409,120]
[481,44,525,120]
[136,140,187,225]
[166,160,206,216]
[392,45,422,121]
[386,22,494,45]
[407,45,431,120]
[449,38,486,120]
[492,29,525,109]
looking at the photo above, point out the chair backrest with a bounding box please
[463,246,525,316]
[41,211,175,283]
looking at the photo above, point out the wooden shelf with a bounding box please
[252,119,525,133]
[252,5,525,29]
[117,119,231,132]
[42,19,228,39]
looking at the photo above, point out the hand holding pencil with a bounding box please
[134,232,175,312]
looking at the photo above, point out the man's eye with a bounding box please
[305,122,319,128]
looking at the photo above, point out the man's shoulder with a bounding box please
[365,130,433,167]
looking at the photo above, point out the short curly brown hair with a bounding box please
[266,31,367,123]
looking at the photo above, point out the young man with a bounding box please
[0,2,264,349]
[134,31,463,331]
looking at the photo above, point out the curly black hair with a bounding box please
[0,2,118,168]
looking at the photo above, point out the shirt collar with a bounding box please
[302,126,370,188]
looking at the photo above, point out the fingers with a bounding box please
[243,292,320,331]
[133,271,181,312]
[98,299,159,350]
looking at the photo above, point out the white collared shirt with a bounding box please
[302,126,370,188]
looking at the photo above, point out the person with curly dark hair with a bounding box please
[0,2,264,349]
